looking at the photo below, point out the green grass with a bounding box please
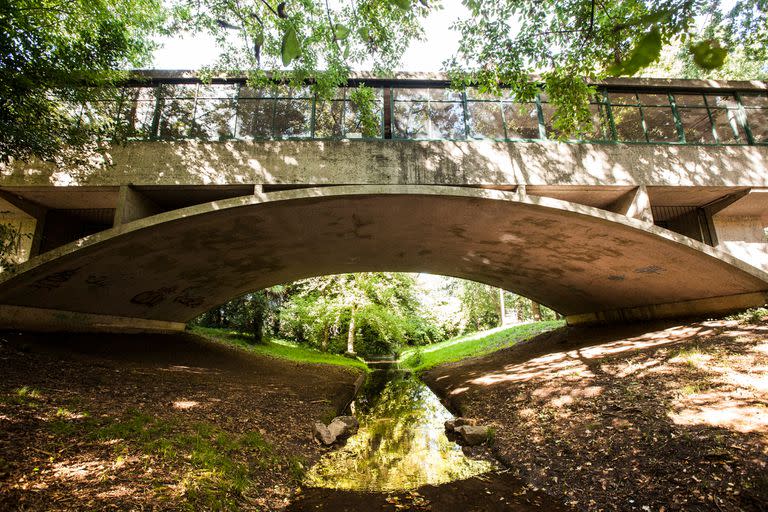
[189,326,369,373]
[400,320,564,372]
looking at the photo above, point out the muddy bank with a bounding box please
[0,331,362,511]
[423,319,768,512]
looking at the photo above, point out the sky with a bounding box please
[151,1,468,71]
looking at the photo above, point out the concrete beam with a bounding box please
[0,185,765,331]
[607,186,653,223]
[0,304,185,333]
[113,185,163,226]
[566,291,768,325]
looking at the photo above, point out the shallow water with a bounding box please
[304,368,494,491]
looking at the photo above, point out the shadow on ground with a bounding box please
[424,318,768,512]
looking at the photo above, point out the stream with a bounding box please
[290,366,572,511]
[304,367,495,491]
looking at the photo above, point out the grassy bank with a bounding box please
[189,326,369,372]
[400,320,564,372]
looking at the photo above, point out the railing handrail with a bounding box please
[121,69,768,94]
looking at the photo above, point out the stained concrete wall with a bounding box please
[2,140,767,188]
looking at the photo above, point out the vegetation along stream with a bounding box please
[304,366,495,491]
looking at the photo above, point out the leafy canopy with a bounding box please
[0,0,165,162]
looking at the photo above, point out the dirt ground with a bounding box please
[0,331,360,511]
[424,317,768,512]
[287,470,570,511]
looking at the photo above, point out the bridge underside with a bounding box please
[0,185,766,332]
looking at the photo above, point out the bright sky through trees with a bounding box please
[151,1,468,70]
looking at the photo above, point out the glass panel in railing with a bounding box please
[159,83,198,99]
[674,93,706,106]
[392,88,460,102]
[118,87,156,139]
[236,98,274,139]
[740,94,768,142]
[502,102,539,139]
[611,105,645,141]
[429,101,465,139]
[314,99,345,138]
[190,98,237,140]
[158,97,195,139]
[709,108,745,143]
[586,103,611,141]
[238,86,272,98]
[467,101,504,139]
[607,92,639,105]
[678,107,715,143]
[642,107,678,142]
[745,108,768,142]
[637,93,671,106]
[393,101,429,138]
[273,98,312,138]
[540,102,556,138]
[706,94,738,109]
[197,84,239,99]
[739,93,768,108]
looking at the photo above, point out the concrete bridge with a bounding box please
[0,72,767,332]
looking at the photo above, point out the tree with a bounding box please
[447,0,768,136]
[0,0,165,162]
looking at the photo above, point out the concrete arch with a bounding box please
[1,185,767,332]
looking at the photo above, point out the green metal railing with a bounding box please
[78,79,768,146]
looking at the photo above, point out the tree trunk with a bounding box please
[322,324,330,352]
[499,289,506,326]
[252,307,265,344]
[531,300,542,321]
[347,307,356,355]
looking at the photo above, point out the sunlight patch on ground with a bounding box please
[670,402,768,433]
[51,460,106,481]
[173,400,200,410]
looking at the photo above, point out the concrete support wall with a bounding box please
[713,216,768,271]
[113,185,163,226]
[608,186,653,223]
[0,190,47,262]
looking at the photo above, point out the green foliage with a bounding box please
[689,39,729,70]
[0,223,30,273]
[543,71,596,138]
[281,26,301,66]
[0,0,165,162]
[449,0,767,138]
[190,326,369,372]
[608,27,663,76]
[400,320,564,372]
[348,85,380,138]
[726,306,768,324]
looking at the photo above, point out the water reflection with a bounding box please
[304,369,494,491]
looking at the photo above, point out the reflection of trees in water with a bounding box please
[306,371,493,491]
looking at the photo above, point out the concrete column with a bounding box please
[0,189,47,258]
[607,186,653,223]
[113,186,163,226]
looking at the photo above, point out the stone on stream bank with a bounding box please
[313,415,360,446]
[445,417,489,446]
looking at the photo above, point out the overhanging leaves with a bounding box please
[281,26,301,66]
[607,27,663,76]
[689,39,729,70]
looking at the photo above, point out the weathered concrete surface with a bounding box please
[2,140,767,188]
[0,186,766,332]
